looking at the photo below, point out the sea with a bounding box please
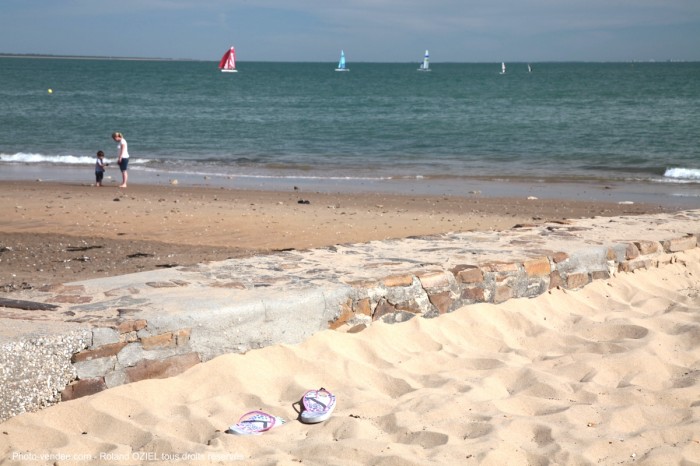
[1,57,699,206]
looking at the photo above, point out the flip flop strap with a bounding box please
[303,389,333,412]
[238,410,276,432]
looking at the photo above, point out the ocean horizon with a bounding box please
[1,57,699,206]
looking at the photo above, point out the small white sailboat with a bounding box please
[527,63,532,73]
[500,62,506,74]
[335,50,349,72]
[418,50,430,72]
[219,46,237,73]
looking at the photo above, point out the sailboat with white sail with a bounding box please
[418,50,430,72]
[219,46,237,73]
[500,62,506,74]
[335,50,349,72]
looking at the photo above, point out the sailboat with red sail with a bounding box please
[219,47,237,73]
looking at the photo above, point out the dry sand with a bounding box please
[1,249,699,465]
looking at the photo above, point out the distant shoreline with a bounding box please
[1,53,695,64]
[0,53,201,62]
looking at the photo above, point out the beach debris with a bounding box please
[618,201,634,205]
[0,297,58,311]
[113,198,120,202]
[170,179,179,185]
[297,199,311,204]
[66,245,102,252]
[127,252,154,259]
[527,196,538,200]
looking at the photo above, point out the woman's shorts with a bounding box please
[119,159,129,171]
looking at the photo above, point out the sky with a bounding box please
[1,0,699,62]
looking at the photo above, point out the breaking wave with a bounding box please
[663,167,700,182]
[0,152,148,164]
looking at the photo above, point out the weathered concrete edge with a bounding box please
[1,233,697,422]
[0,326,91,422]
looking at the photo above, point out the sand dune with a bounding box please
[2,250,699,465]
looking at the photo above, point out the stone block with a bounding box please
[347,324,367,334]
[428,291,453,314]
[417,271,451,289]
[124,353,201,384]
[92,327,120,348]
[494,285,513,304]
[394,299,423,314]
[329,303,354,330]
[619,260,651,273]
[524,257,550,277]
[625,243,640,260]
[72,342,127,363]
[117,319,148,334]
[372,299,397,321]
[61,377,107,401]
[566,272,590,289]
[117,343,144,367]
[50,295,92,304]
[461,287,485,302]
[455,266,484,284]
[549,270,563,289]
[634,240,661,255]
[552,252,569,263]
[590,270,611,281]
[662,236,697,253]
[74,356,117,379]
[481,262,519,273]
[383,274,414,287]
[105,370,126,388]
[141,332,175,350]
[354,298,371,316]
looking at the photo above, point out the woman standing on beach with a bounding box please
[112,132,129,188]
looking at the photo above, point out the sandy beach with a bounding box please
[1,248,698,464]
[0,180,673,291]
[1,180,699,465]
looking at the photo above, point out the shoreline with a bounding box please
[2,161,700,206]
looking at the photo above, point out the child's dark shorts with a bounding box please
[95,171,104,183]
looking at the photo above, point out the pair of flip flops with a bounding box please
[227,388,336,435]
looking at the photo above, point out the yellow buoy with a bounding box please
[48,89,53,94]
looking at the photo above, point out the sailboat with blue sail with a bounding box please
[418,50,430,72]
[335,50,349,72]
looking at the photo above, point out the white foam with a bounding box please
[0,152,148,165]
[664,167,700,181]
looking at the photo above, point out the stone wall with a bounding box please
[330,235,698,331]
[4,232,697,419]
[62,321,200,401]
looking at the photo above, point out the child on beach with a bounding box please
[95,150,109,187]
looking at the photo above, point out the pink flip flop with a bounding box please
[300,388,336,424]
[227,410,286,435]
